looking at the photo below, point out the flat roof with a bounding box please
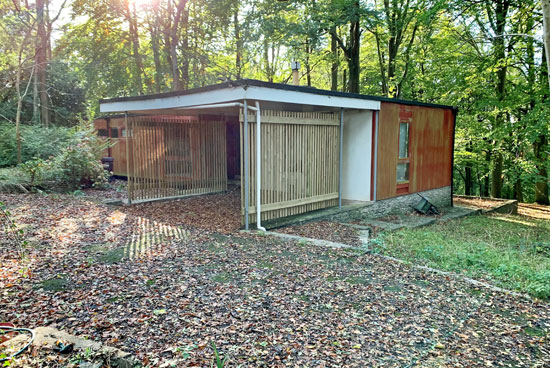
[99,79,457,113]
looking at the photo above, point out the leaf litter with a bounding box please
[0,189,549,367]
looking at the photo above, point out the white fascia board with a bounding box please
[243,86,381,110]
[99,86,245,113]
[99,85,381,113]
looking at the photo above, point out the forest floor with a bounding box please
[1,186,549,367]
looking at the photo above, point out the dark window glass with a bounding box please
[110,128,119,138]
[97,129,108,137]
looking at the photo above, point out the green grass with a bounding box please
[374,213,550,299]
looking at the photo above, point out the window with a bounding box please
[97,129,108,137]
[397,122,410,183]
[120,128,126,137]
[110,128,119,138]
[398,122,409,159]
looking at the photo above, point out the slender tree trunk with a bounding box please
[305,38,312,87]
[263,39,272,82]
[543,0,550,89]
[32,71,39,123]
[36,0,49,127]
[180,7,189,89]
[126,1,145,94]
[169,0,187,90]
[490,0,510,198]
[149,2,163,93]
[234,6,242,80]
[534,44,549,204]
[534,136,549,204]
[15,76,22,164]
[465,141,473,195]
[347,17,360,93]
[331,31,338,91]
[483,150,491,197]
[342,69,347,92]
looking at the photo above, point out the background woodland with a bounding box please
[1,0,549,203]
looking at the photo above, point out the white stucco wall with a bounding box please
[342,110,373,202]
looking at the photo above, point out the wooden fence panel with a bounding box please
[240,110,340,224]
[127,116,227,202]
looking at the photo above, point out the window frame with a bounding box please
[396,121,410,185]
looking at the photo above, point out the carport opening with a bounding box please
[96,102,370,231]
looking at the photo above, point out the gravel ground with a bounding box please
[1,191,549,367]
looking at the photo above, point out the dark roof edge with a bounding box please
[99,79,458,112]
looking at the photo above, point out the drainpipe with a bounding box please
[339,108,344,208]
[255,101,266,231]
[243,100,250,230]
[124,112,131,204]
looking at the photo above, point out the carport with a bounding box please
[99,79,382,230]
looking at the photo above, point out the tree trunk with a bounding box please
[490,0,510,199]
[234,6,242,80]
[483,150,491,197]
[180,7,189,89]
[149,2,163,93]
[465,141,473,195]
[32,71,39,123]
[347,17,360,93]
[169,0,187,91]
[543,0,550,89]
[305,38,312,87]
[534,136,549,205]
[36,0,49,127]
[331,31,338,91]
[15,80,22,164]
[126,1,145,94]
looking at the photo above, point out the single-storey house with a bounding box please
[97,79,456,230]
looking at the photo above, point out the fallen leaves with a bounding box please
[0,189,549,367]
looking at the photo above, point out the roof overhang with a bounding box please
[99,83,381,114]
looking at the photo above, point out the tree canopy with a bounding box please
[0,0,548,203]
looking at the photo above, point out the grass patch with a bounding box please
[40,276,70,292]
[373,213,550,299]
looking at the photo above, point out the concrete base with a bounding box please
[361,186,452,219]
[454,195,518,215]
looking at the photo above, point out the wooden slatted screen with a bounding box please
[240,110,340,225]
[127,116,227,202]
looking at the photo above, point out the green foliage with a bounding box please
[0,122,72,167]
[210,342,228,368]
[0,122,110,192]
[48,126,110,190]
[374,214,550,299]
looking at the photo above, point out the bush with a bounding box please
[18,124,111,191]
[49,126,110,189]
[0,122,72,167]
[0,122,111,192]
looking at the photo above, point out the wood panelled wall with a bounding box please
[376,102,455,200]
[127,116,227,202]
[94,117,128,176]
[240,110,340,224]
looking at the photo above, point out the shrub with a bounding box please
[43,124,111,190]
[2,122,111,192]
[0,122,72,167]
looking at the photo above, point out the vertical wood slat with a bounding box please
[240,110,339,225]
[127,116,227,202]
